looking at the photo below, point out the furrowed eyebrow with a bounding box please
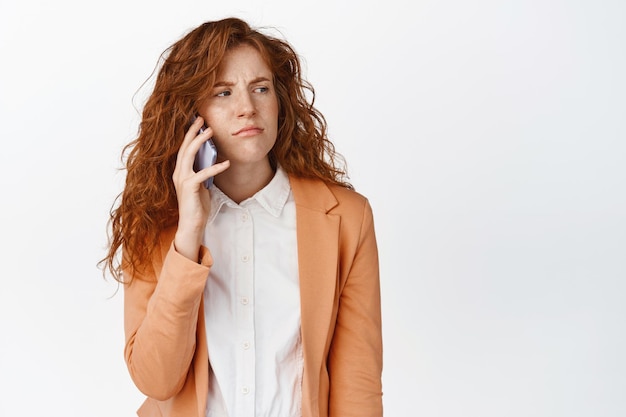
[249,76,272,84]
[212,76,272,88]
[212,81,235,88]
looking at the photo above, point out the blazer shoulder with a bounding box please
[327,182,369,205]
[289,175,371,217]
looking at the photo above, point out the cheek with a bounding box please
[266,101,279,127]
[202,113,226,135]
[199,104,224,124]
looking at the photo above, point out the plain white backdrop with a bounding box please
[1,0,625,416]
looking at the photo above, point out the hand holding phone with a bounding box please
[193,125,218,188]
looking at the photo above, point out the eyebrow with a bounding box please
[213,76,272,88]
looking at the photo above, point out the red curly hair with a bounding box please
[102,17,352,283]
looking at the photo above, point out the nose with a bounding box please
[236,91,256,118]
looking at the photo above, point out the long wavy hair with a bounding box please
[101,17,352,283]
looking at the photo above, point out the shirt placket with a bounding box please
[235,205,255,416]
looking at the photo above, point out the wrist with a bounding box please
[174,230,203,263]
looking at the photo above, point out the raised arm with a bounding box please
[123,238,212,400]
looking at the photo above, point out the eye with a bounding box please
[216,90,231,97]
[254,86,269,93]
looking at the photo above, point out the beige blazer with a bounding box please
[123,176,383,417]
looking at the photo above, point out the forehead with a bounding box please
[216,44,273,80]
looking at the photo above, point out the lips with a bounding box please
[233,125,264,136]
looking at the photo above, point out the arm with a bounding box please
[328,199,384,416]
[122,118,230,401]
[123,240,212,400]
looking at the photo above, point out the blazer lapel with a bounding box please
[289,176,340,416]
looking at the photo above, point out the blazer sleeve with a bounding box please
[328,199,383,416]
[123,238,212,401]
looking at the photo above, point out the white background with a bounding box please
[1,0,625,416]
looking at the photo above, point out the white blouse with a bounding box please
[203,166,302,417]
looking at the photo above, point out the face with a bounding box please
[197,44,279,169]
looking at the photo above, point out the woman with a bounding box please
[102,17,382,417]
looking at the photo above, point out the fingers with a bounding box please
[176,117,212,172]
[178,116,205,155]
[197,160,230,184]
[173,118,230,191]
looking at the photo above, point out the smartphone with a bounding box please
[193,125,218,188]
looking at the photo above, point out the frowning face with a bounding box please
[197,44,279,170]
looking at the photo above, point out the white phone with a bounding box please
[193,124,218,188]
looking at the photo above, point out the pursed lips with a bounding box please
[233,125,264,137]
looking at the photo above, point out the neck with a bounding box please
[214,160,275,204]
